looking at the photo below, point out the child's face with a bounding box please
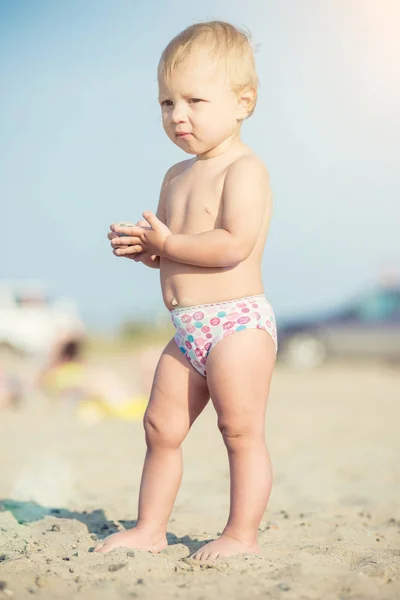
[158,48,245,157]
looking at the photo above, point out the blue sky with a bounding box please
[1,0,399,331]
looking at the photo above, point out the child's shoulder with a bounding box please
[227,151,270,182]
[164,159,194,184]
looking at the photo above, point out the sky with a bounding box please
[1,0,399,332]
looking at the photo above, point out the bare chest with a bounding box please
[166,168,225,235]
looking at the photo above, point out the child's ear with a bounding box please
[237,87,256,120]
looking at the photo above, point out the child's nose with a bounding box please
[171,104,187,124]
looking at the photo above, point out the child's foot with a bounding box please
[191,534,260,561]
[94,528,167,554]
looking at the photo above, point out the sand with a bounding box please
[0,359,399,599]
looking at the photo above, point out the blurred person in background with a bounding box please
[99,21,277,561]
[38,333,147,422]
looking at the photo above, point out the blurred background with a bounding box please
[0,3,399,597]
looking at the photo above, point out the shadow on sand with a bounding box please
[0,499,207,555]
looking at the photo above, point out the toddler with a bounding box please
[97,21,278,560]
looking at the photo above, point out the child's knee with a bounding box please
[143,412,186,449]
[218,420,250,448]
[217,417,265,449]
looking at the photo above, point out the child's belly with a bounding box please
[160,258,264,310]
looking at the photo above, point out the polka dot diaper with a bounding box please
[170,294,278,377]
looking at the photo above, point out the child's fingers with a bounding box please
[107,232,118,240]
[113,245,143,256]
[113,246,143,255]
[111,236,142,247]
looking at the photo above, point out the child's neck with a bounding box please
[196,133,244,161]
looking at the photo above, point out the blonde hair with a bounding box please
[158,21,259,117]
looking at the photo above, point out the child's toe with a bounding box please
[94,542,104,552]
[200,552,212,561]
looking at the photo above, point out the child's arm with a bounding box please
[163,155,272,267]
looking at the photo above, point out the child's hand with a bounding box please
[111,212,172,256]
[133,250,160,268]
[108,219,149,259]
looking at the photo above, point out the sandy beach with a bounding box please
[0,358,399,599]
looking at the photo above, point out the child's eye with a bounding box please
[188,98,202,104]
[161,100,173,107]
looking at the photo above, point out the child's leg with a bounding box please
[192,329,275,560]
[95,338,209,554]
